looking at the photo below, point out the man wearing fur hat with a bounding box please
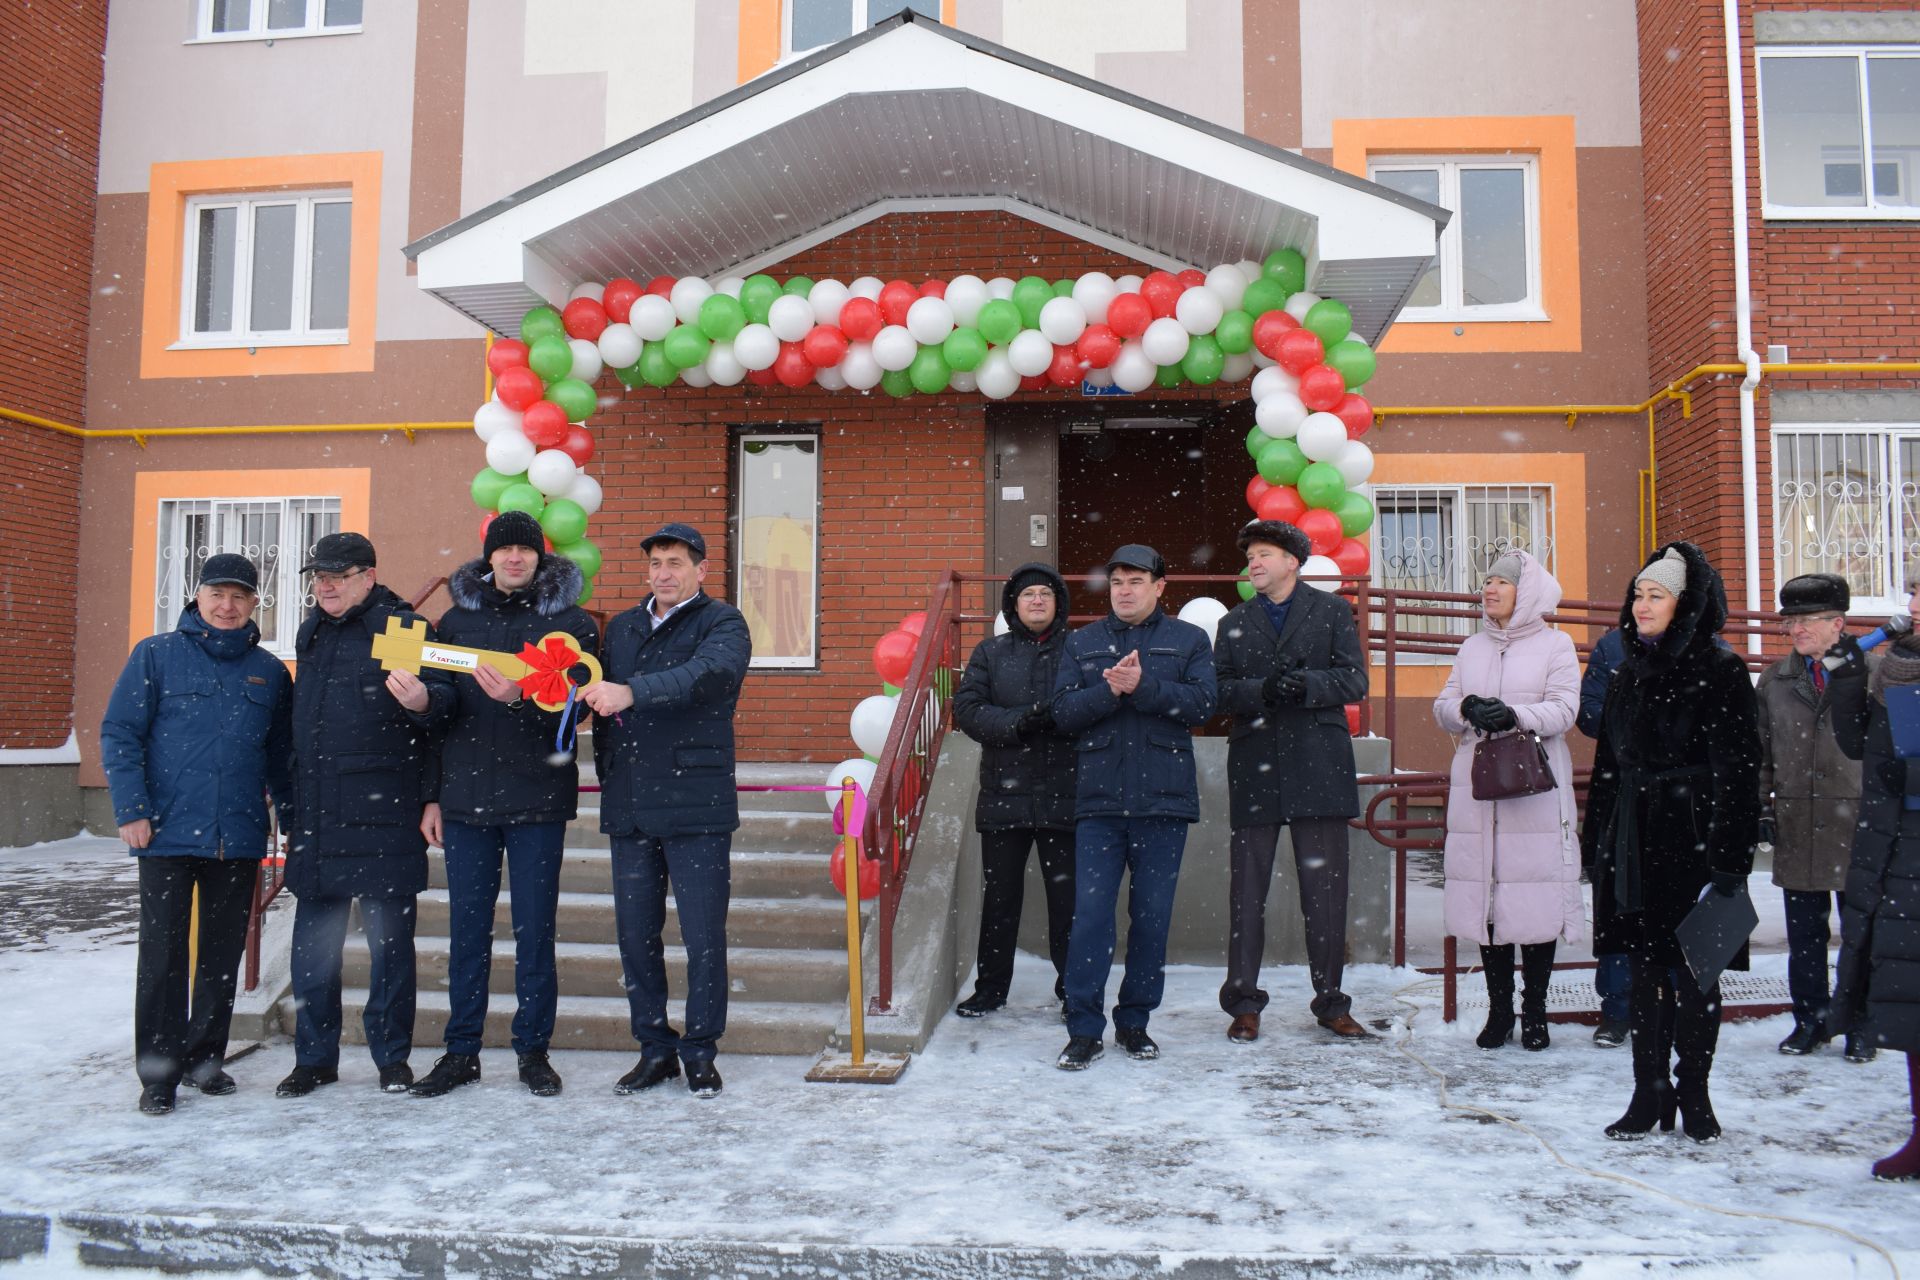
[407,511,600,1099]
[1212,519,1371,1042]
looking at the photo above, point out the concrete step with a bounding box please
[562,808,838,855]
[414,888,855,950]
[426,846,840,900]
[343,935,849,1004]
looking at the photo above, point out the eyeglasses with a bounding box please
[1016,587,1054,602]
[1780,613,1843,632]
[311,568,368,588]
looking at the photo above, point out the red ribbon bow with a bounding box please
[515,636,581,705]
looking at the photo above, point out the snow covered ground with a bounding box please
[2,835,1915,1279]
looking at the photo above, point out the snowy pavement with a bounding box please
[1,836,1916,1279]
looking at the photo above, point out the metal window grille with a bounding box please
[1770,427,1919,606]
[1370,484,1556,656]
[155,496,341,654]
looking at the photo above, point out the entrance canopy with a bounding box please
[404,11,1447,346]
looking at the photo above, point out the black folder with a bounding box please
[1675,882,1759,990]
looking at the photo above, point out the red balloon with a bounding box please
[1298,509,1344,557]
[829,843,882,900]
[601,277,642,323]
[1251,310,1298,358]
[1276,328,1325,375]
[1076,324,1120,369]
[478,511,497,544]
[1106,293,1151,338]
[1334,393,1375,440]
[522,400,569,448]
[746,365,779,386]
[1299,364,1347,412]
[1140,271,1183,319]
[1176,268,1206,288]
[898,611,927,637]
[839,297,882,342]
[1018,373,1049,393]
[918,279,947,298]
[559,425,594,466]
[495,366,544,411]
[879,280,918,326]
[1331,537,1371,578]
[873,629,918,685]
[1344,704,1362,737]
[802,324,849,368]
[773,341,815,388]
[562,298,608,341]
[1046,344,1081,387]
[1245,474,1273,512]
[1257,485,1308,525]
[645,274,676,297]
[486,339,530,377]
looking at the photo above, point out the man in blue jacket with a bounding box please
[101,553,294,1116]
[582,523,751,1099]
[1050,544,1217,1070]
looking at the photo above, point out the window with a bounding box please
[735,433,819,668]
[1772,426,1920,609]
[1759,47,1920,217]
[195,0,362,41]
[180,191,351,348]
[1369,157,1542,321]
[785,0,937,56]
[1370,484,1556,655]
[155,496,341,656]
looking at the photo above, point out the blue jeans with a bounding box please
[441,820,565,1056]
[1063,817,1188,1040]
[610,833,732,1064]
[1595,951,1631,1023]
[291,894,417,1070]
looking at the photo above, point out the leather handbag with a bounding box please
[1470,729,1556,801]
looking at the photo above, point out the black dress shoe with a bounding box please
[275,1065,339,1098]
[409,1052,481,1098]
[614,1055,680,1095]
[518,1050,563,1097]
[182,1066,236,1096]
[955,992,1006,1018]
[377,1062,414,1093]
[1115,1026,1160,1060]
[685,1059,723,1098]
[1777,1020,1827,1055]
[1056,1036,1103,1071]
[1591,1017,1629,1048]
[138,1084,176,1116]
[1844,1033,1878,1064]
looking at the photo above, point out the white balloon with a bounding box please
[872,325,918,371]
[1175,596,1229,646]
[678,362,713,388]
[1142,316,1190,365]
[1111,342,1157,392]
[704,343,746,386]
[1335,438,1376,487]
[630,294,676,341]
[485,430,535,477]
[597,322,642,369]
[976,349,1020,399]
[713,276,746,298]
[563,472,603,516]
[822,758,878,814]
[986,276,1016,300]
[947,368,979,394]
[849,275,885,301]
[1301,554,1342,580]
[1007,330,1053,377]
[567,338,603,383]
[1038,296,1087,345]
[808,279,850,326]
[1222,351,1255,382]
[1071,271,1118,325]
[1251,347,1278,369]
[1114,273,1144,294]
[906,296,955,345]
[1174,286,1224,336]
[849,694,902,758]
[841,342,884,390]
[1284,290,1322,323]
[568,281,604,303]
[1252,366,1301,402]
[473,400,520,442]
[1255,393,1308,438]
[992,612,1010,637]
[670,276,713,325]
[945,275,989,327]
[528,448,579,497]
[1237,259,1263,285]
[1204,265,1248,310]
[767,294,814,342]
[1083,365,1116,389]
[1297,411,1349,462]
[814,363,848,391]
[732,324,778,371]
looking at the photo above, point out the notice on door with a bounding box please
[1000,485,1024,501]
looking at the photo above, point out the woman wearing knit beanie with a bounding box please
[1581,542,1762,1143]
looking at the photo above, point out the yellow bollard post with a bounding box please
[839,776,867,1067]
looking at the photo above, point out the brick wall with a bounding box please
[0,3,105,748]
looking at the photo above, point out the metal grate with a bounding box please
[155,496,340,654]
[1370,484,1556,655]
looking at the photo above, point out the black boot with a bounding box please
[517,1050,563,1097]
[275,1065,338,1098]
[408,1052,481,1098]
[1520,942,1554,1051]
[1674,972,1722,1143]
[1777,1018,1827,1055]
[1605,957,1676,1140]
[1476,944,1516,1050]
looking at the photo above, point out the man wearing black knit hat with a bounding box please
[1213,519,1371,1043]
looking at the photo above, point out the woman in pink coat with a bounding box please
[1434,550,1584,1051]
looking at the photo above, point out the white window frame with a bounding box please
[1366,155,1545,322]
[190,0,362,42]
[735,432,821,670]
[1771,423,1916,613]
[176,190,352,350]
[782,0,938,59]
[154,495,342,658]
[1757,46,1920,220]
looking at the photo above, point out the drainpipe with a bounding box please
[1725,0,1765,651]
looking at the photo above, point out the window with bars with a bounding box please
[181,191,352,348]
[1369,483,1556,656]
[155,497,341,655]
[1772,426,1919,609]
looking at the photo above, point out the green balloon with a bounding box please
[1256,437,1308,486]
[698,293,747,342]
[908,346,951,395]
[539,498,588,546]
[1326,338,1376,389]
[1052,278,1075,297]
[528,335,573,383]
[1247,425,1269,459]
[613,359,646,389]
[1304,299,1353,348]
[977,299,1021,345]
[1335,490,1376,538]
[1241,277,1288,320]
[558,537,602,580]
[1215,310,1254,355]
[1263,248,1307,294]
[881,368,915,399]
[1012,277,1053,328]
[783,276,815,297]
[1181,334,1225,386]
[942,327,987,372]
[881,681,902,696]
[662,324,710,370]
[1155,363,1183,389]
[497,483,546,518]
[739,275,781,324]
[639,342,677,388]
[1237,569,1256,602]
[546,378,595,422]
[470,467,517,510]
[575,578,594,606]
[520,305,565,344]
[1297,461,1348,510]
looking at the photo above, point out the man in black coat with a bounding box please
[1213,520,1371,1041]
[581,523,751,1100]
[276,533,444,1099]
[951,563,1077,1018]
[406,511,600,1100]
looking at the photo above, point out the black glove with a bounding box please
[1479,699,1518,733]
[1757,817,1777,847]
[1824,633,1865,678]
[1710,870,1745,898]
[1261,655,1300,705]
[1271,670,1311,705]
[1015,706,1053,741]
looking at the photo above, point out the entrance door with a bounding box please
[987,415,1059,578]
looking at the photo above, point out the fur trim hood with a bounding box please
[1000,562,1070,639]
[1618,539,1727,664]
[448,554,584,617]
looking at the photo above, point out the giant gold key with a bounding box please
[371,617,602,712]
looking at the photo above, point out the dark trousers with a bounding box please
[1628,944,1720,1087]
[972,828,1075,1002]
[1782,888,1843,1024]
[441,819,565,1056]
[1063,816,1187,1040]
[610,833,732,1065]
[291,893,417,1070]
[1219,818,1352,1021]
[1595,951,1631,1023]
[134,855,258,1087]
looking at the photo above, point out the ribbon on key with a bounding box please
[515,635,582,707]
